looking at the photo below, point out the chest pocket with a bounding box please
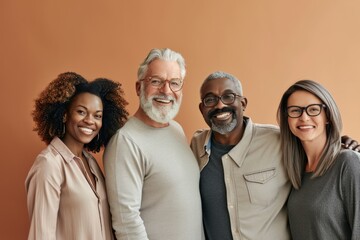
[243,168,278,206]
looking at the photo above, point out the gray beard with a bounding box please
[210,118,238,134]
[139,85,182,124]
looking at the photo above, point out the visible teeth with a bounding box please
[298,126,313,129]
[155,98,171,103]
[79,127,93,134]
[215,112,231,119]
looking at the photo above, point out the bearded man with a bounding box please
[104,48,204,240]
[191,71,291,240]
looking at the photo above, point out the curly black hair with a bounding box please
[32,72,129,152]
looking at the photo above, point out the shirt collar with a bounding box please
[49,137,77,164]
[203,116,253,167]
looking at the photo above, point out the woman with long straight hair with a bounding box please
[277,80,360,239]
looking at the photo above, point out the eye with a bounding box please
[94,114,103,120]
[170,79,181,87]
[77,109,86,115]
[289,107,301,113]
[222,93,235,102]
[204,96,217,104]
[308,106,320,114]
[150,78,162,86]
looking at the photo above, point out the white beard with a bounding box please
[211,118,237,134]
[140,84,182,124]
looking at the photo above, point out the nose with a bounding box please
[299,110,311,120]
[159,81,172,94]
[83,114,95,124]
[214,97,227,108]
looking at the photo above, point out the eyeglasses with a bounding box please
[287,104,326,118]
[201,93,242,107]
[140,76,184,92]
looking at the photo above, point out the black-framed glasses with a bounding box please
[140,76,184,92]
[202,93,242,107]
[287,104,326,118]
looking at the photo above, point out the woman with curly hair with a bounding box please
[25,72,128,240]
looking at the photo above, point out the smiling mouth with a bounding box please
[297,125,314,129]
[214,112,232,120]
[79,127,94,135]
[154,98,172,104]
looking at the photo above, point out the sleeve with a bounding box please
[103,131,149,240]
[25,154,62,240]
[340,152,360,239]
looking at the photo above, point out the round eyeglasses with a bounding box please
[202,93,242,107]
[140,76,184,92]
[287,104,326,118]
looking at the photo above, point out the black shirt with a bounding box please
[200,137,235,240]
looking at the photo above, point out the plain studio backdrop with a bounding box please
[1,1,360,239]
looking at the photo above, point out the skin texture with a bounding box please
[62,92,103,157]
[135,59,182,128]
[287,90,328,172]
[32,72,129,152]
[199,77,248,145]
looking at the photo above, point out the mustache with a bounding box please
[150,94,175,102]
[208,107,235,119]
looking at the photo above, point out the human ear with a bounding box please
[135,81,141,96]
[241,97,248,110]
[199,102,204,115]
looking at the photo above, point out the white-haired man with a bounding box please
[104,48,204,240]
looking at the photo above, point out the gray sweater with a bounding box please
[288,150,360,240]
[104,117,204,240]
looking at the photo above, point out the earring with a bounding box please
[62,114,67,137]
[97,133,100,142]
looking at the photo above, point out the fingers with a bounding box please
[349,142,360,152]
[341,135,352,147]
[343,141,360,152]
[341,135,360,152]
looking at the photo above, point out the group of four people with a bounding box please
[26,48,360,240]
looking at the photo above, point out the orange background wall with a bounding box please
[1,1,360,239]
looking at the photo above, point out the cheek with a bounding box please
[175,92,183,102]
[203,110,213,125]
[287,118,297,133]
[318,119,328,129]
[66,114,79,125]
[97,119,103,129]
[202,110,209,120]
[145,85,158,96]
[199,106,208,117]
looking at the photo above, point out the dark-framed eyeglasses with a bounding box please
[201,93,242,107]
[140,76,184,92]
[287,104,326,118]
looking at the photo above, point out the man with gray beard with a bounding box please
[104,48,204,240]
[190,71,291,240]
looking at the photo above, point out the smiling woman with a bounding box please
[277,80,360,239]
[25,72,128,240]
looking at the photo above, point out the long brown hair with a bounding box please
[276,80,342,189]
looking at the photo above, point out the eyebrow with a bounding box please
[203,90,237,96]
[150,75,181,80]
[75,105,103,112]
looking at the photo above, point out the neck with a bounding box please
[61,135,85,157]
[212,122,245,145]
[301,138,326,172]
